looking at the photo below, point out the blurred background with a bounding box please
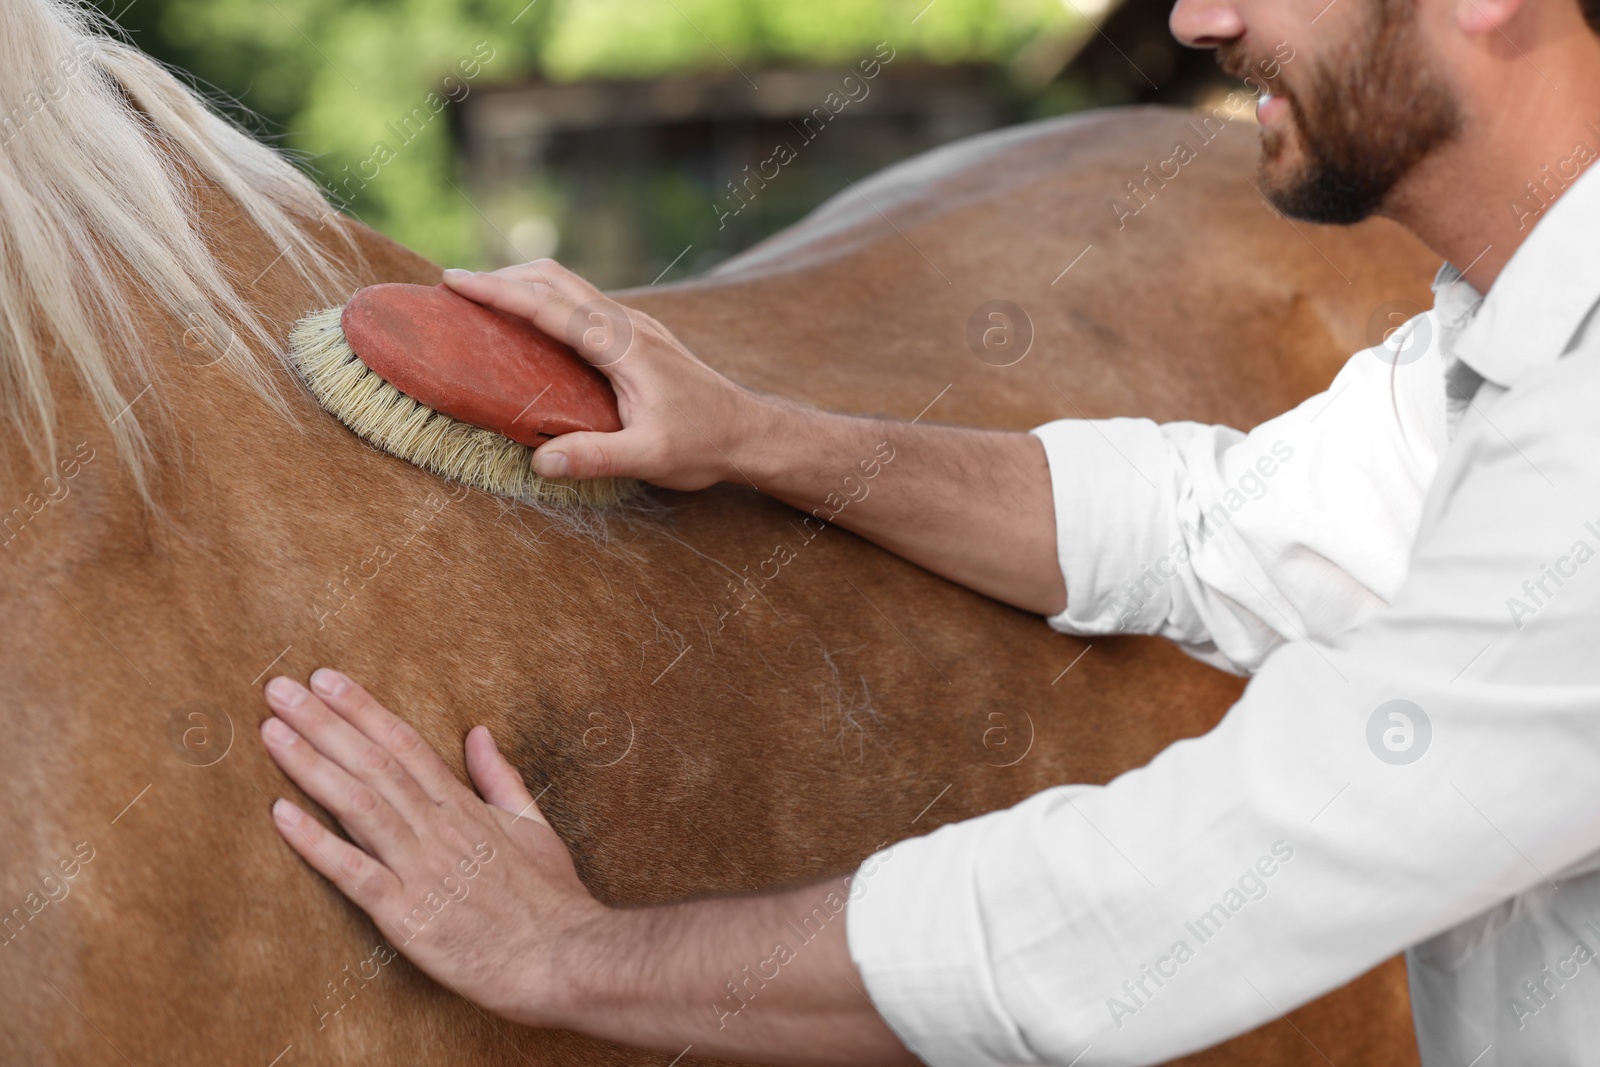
[100,0,1242,289]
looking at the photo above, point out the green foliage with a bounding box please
[99,0,1079,266]
[538,0,1065,78]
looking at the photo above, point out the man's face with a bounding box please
[1219,0,1464,224]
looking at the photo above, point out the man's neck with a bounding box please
[1381,31,1600,293]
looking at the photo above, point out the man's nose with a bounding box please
[1169,0,1246,48]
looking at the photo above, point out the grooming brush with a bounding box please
[286,283,637,506]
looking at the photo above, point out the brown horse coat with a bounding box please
[0,105,1437,1064]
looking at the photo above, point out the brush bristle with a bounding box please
[286,306,640,507]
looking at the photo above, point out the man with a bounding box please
[257,0,1600,1058]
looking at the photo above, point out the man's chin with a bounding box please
[1255,149,1305,209]
[1256,162,1385,226]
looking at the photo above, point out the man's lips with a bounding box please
[1257,89,1291,125]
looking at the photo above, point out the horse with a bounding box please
[0,3,1439,1063]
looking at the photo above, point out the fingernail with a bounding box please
[310,668,348,697]
[442,268,473,280]
[264,676,305,708]
[534,450,569,478]
[272,798,302,825]
[261,717,296,745]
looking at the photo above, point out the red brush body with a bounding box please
[339,283,622,447]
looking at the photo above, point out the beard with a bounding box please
[1221,0,1464,224]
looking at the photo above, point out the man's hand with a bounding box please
[443,261,760,491]
[260,669,915,1064]
[442,259,1067,616]
[259,668,597,1026]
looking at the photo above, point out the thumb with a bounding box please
[532,430,636,481]
[464,726,544,824]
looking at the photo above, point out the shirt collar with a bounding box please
[1434,159,1600,387]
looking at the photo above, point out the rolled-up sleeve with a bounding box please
[1030,331,1447,673]
[848,346,1600,1065]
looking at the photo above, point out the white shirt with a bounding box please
[846,161,1600,1066]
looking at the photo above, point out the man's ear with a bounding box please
[1455,0,1527,36]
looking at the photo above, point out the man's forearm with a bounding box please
[553,876,915,1065]
[441,265,1064,613]
[732,395,1066,616]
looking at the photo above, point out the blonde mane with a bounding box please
[0,0,355,498]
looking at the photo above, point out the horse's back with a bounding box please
[633,106,1435,436]
[0,106,1430,1065]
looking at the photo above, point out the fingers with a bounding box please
[464,726,546,825]
[442,269,582,348]
[487,258,603,306]
[271,797,401,909]
[260,710,421,863]
[264,674,441,816]
[441,268,634,370]
[531,430,642,481]
[303,670,474,808]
